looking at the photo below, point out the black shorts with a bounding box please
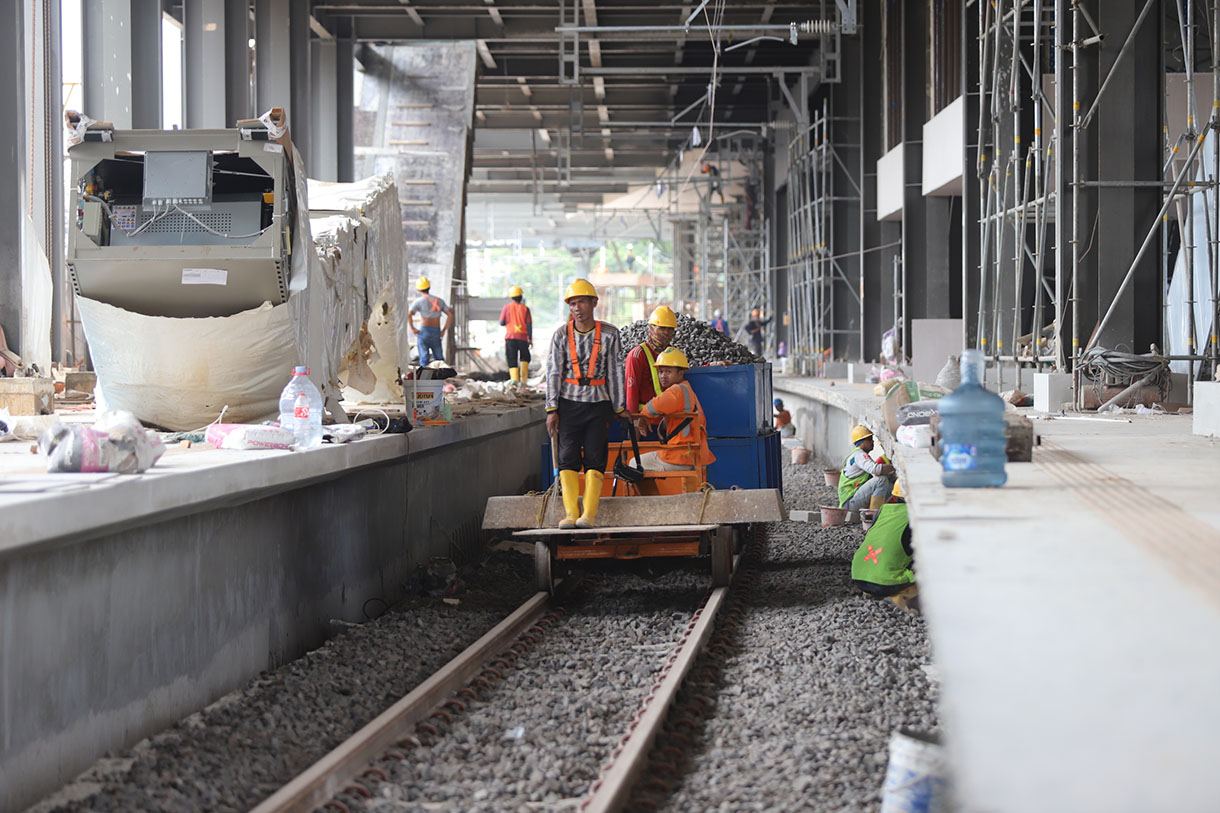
[506,338,531,367]
[556,398,612,473]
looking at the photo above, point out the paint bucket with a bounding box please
[791,447,810,465]
[407,380,445,419]
[860,508,879,531]
[819,505,847,527]
[823,469,839,487]
[879,729,951,813]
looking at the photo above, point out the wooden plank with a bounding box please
[513,524,717,537]
[484,489,787,529]
[250,592,551,813]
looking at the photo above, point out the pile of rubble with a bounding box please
[617,315,762,366]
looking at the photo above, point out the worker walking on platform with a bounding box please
[744,308,771,357]
[632,347,716,472]
[625,306,679,434]
[546,279,627,529]
[408,277,453,366]
[851,479,918,613]
[500,284,533,384]
[838,425,895,511]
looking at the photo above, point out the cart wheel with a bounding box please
[711,527,733,587]
[535,540,555,594]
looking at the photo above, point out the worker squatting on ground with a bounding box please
[851,478,918,614]
[625,306,678,436]
[500,285,533,384]
[545,279,627,529]
[408,277,453,365]
[631,347,716,472]
[838,425,896,511]
[774,398,795,437]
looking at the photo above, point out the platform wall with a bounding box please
[0,412,545,813]
[773,380,864,468]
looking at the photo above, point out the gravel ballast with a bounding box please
[30,551,537,813]
[618,314,762,366]
[638,461,939,811]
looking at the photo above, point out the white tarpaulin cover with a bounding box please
[79,297,297,430]
[1168,130,1216,375]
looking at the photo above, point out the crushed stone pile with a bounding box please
[618,314,762,367]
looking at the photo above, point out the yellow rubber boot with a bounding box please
[576,470,605,528]
[519,360,529,382]
[509,367,520,382]
[558,470,581,529]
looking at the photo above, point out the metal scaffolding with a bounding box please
[973,0,1220,404]
[785,98,865,374]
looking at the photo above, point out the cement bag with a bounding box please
[38,411,165,473]
[897,400,941,426]
[77,297,298,431]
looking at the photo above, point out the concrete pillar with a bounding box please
[860,0,888,361]
[899,0,929,350]
[1095,0,1161,352]
[255,0,291,116]
[289,0,311,164]
[0,2,23,358]
[130,0,162,128]
[184,0,227,128]
[82,1,133,127]
[310,39,338,181]
[225,0,252,125]
[30,0,65,362]
[336,29,355,182]
[830,26,865,360]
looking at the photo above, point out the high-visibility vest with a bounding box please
[640,343,663,398]
[851,503,913,586]
[837,450,872,507]
[564,321,606,387]
[504,301,530,338]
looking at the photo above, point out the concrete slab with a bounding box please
[777,374,1220,812]
[1192,381,1220,436]
[1033,372,1072,413]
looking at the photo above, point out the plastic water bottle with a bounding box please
[938,349,1007,487]
[279,366,323,449]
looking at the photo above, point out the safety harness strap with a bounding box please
[564,320,606,386]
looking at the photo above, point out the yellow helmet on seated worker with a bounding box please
[509,284,524,297]
[648,306,678,329]
[655,347,689,369]
[564,278,599,301]
[850,425,873,446]
[416,276,431,291]
[892,478,905,499]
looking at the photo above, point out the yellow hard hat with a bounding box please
[509,285,524,297]
[891,478,905,499]
[655,347,689,369]
[850,425,873,446]
[648,306,678,329]
[416,277,431,291]
[564,278,599,301]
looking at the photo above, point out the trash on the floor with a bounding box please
[1000,388,1032,407]
[879,729,950,813]
[324,423,368,443]
[503,726,526,740]
[0,408,13,442]
[38,411,166,473]
[205,423,295,451]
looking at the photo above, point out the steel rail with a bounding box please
[250,591,553,813]
[580,553,740,813]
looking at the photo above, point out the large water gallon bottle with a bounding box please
[279,366,324,449]
[938,349,1007,487]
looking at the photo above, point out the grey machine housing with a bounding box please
[67,122,294,318]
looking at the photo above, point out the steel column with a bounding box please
[225,0,253,126]
[184,0,228,128]
[289,0,312,161]
[255,0,291,116]
[336,26,355,182]
[311,39,339,181]
[0,2,23,359]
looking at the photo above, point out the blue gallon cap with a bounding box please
[294,366,310,375]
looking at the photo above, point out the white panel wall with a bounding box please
[876,143,904,222]
[922,95,964,196]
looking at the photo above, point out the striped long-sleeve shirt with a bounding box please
[545,321,626,413]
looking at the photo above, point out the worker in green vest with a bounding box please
[838,424,895,511]
[851,478,918,613]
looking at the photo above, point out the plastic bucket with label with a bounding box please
[407,380,445,419]
[879,729,951,813]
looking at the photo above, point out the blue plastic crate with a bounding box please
[686,363,773,438]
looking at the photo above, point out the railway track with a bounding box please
[252,543,752,813]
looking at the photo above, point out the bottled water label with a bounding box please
[942,443,978,471]
[294,405,309,419]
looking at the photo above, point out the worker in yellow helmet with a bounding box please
[851,477,918,613]
[837,424,896,511]
[500,284,533,384]
[625,306,678,436]
[545,279,627,528]
[408,276,453,365]
[631,347,715,472]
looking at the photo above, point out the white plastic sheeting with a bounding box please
[21,214,53,373]
[78,298,297,430]
[1167,130,1217,376]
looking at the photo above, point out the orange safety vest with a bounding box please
[564,321,606,387]
[504,301,530,338]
